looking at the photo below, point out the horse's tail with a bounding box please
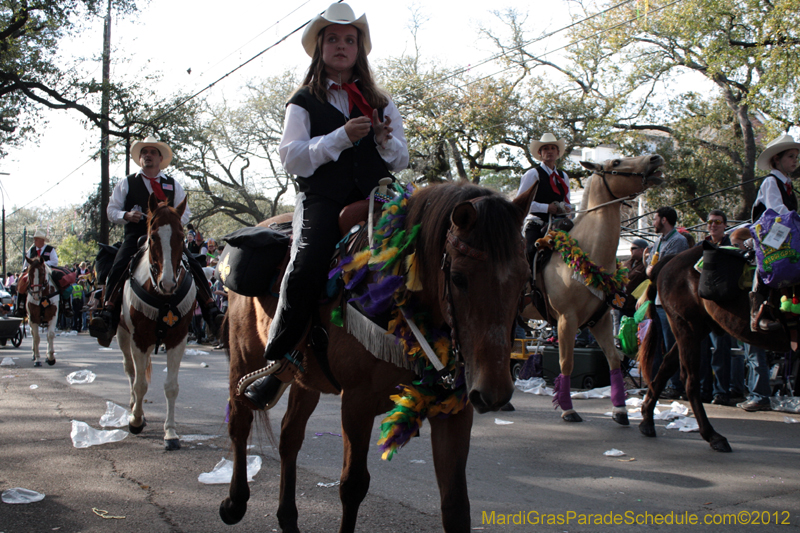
[637,256,674,385]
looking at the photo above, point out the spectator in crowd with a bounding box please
[205,238,220,267]
[70,281,85,332]
[187,231,206,255]
[729,226,772,411]
[644,206,690,398]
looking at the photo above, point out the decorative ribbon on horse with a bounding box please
[330,82,374,123]
[144,175,167,202]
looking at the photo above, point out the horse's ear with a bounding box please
[451,202,478,232]
[580,161,601,172]
[175,195,187,217]
[512,183,538,224]
[24,256,32,265]
[148,193,159,215]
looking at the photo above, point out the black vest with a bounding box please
[28,244,54,262]
[287,86,392,204]
[532,166,569,222]
[752,174,797,222]
[123,173,177,237]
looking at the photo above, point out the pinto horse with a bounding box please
[24,256,60,367]
[220,182,536,532]
[522,155,665,423]
[116,195,195,450]
[637,247,790,452]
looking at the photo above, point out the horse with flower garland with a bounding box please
[522,154,665,423]
[220,181,536,532]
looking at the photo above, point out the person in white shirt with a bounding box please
[89,136,223,346]
[244,2,409,410]
[515,133,573,260]
[26,229,59,267]
[749,133,800,332]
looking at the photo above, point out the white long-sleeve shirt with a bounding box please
[107,171,191,226]
[27,246,58,267]
[279,79,408,177]
[516,163,572,222]
[754,170,793,215]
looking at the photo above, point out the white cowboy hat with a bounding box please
[529,133,567,160]
[32,229,48,241]
[131,136,174,170]
[301,3,371,57]
[757,133,800,171]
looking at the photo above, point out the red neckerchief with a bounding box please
[330,82,374,123]
[143,174,167,202]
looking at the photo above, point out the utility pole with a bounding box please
[0,172,8,282]
[100,0,112,244]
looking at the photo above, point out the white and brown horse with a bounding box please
[116,195,195,450]
[24,256,59,367]
[523,155,665,422]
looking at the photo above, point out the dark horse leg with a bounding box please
[639,344,680,438]
[277,384,321,533]
[219,397,254,524]
[430,404,474,533]
[679,334,731,453]
[338,390,376,533]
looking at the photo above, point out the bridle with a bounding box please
[27,261,53,304]
[573,167,659,215]
[144,220,187,296]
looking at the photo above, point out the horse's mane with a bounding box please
[405,181,522,278]
[573,173,594,225]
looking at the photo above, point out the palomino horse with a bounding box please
[220,182,536,532]
[637,247,790,452]
[522,155,665,422]
[116,195,195,450]
[24,256,60,367]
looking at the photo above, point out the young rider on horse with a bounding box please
[244,2,409,409]
[89,136,223,346]
[515,133,573,261]
[749,133,800,332]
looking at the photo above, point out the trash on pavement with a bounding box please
[70,420,128,448]
[603,448,626,457]
[1,357,16,366]
[198,456,261,484]
[66,370,96,385]
[99,401,129,428]
[317,481,340,488]
[2,488,45,504]
[494,418,513,425]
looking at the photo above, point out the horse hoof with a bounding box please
[46,358,55,366]
[129,420,146,435]
[164,438,181,451]
[710,437,732,453]
[639,421,656,437]
[562,412,583,423]
[612,412,630,426]
[219,498,247,525]
[33,361,42,367]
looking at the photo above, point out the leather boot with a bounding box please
[243,359,297,410]
[749,292,780,332]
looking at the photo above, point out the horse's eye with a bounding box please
[613,160,621,167]
[451,271,468,290]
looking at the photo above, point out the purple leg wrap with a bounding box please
[610,368,626,407]
[552,374,573,411]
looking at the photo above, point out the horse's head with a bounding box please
[580,154,665,200]
[24,255,50,297]
[146,194,187,295]
[411,183,535,413]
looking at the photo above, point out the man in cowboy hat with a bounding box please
[89,136,223,346]
[749,133,800,332]
[516,132,574,259]
[15,229,59,316]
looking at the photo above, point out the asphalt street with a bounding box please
[1,329,799,532]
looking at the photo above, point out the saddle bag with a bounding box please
[216,227,290,297]
[51,266,77,290]
[698,240,747,302]
[750,208,800,289]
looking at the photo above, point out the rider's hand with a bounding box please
[344,116,372,143]
[124,210,145,223]
[547,202,559,215]
[372,109,393,147]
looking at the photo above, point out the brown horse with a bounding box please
[220,181,535,532]
[637,246,790,452]
[116,195,195,450]
[522,154,665,422]
[23,256,59,367]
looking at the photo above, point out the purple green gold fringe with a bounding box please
[550,230,629,296]
[328,183,467,460]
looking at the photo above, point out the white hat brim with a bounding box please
[529,138,566,160]
[301,12,370,57]
[757,139,800,171]
[131,139,174,170]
